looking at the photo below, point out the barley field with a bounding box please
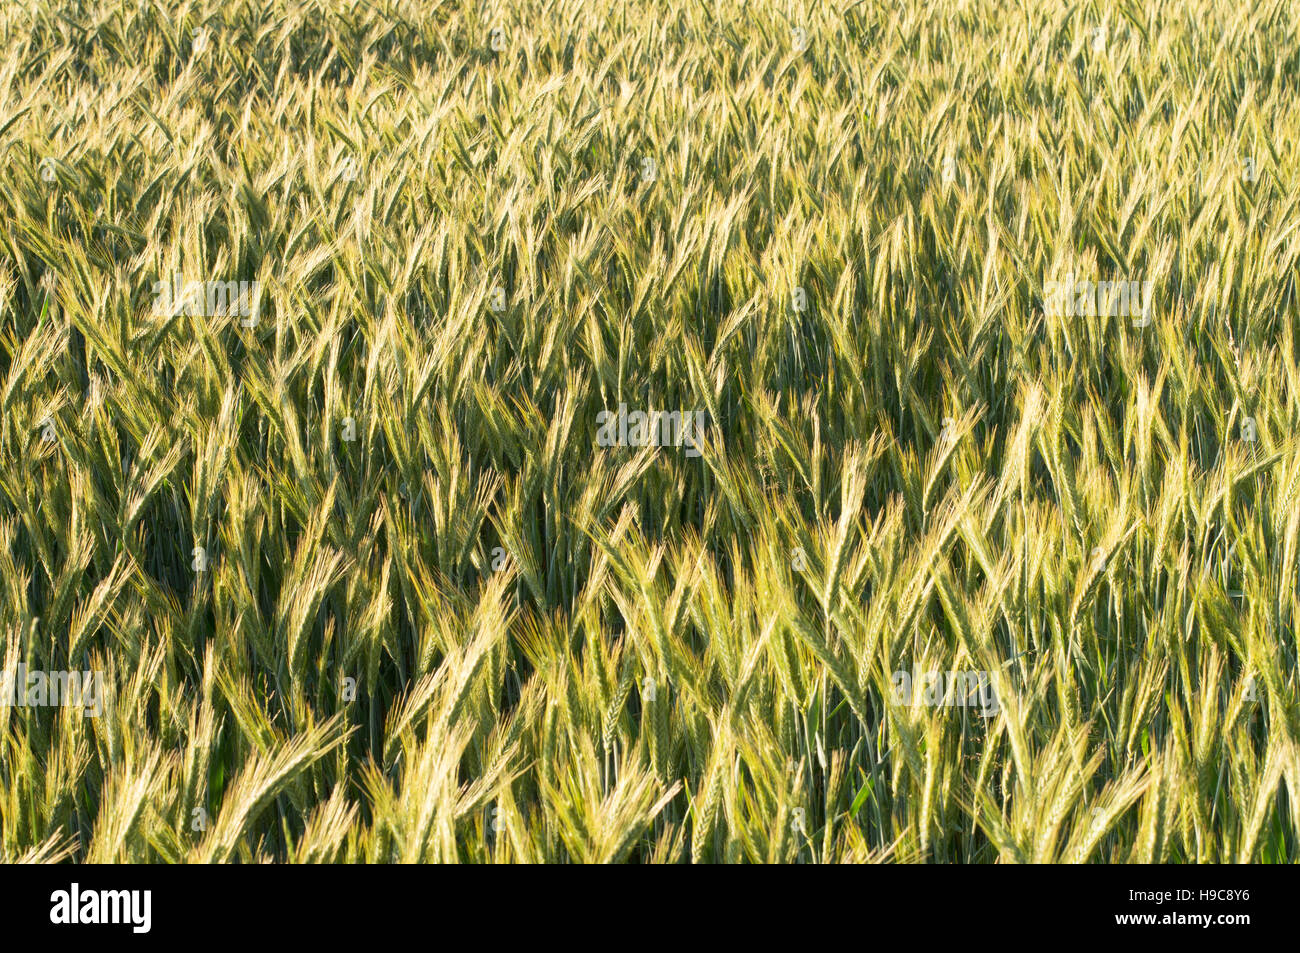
[1,0,1298,864]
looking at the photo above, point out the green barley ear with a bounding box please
[2,0,1299,867]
